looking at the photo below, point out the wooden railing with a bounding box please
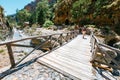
[90,31,120,72]
[0,30,79,68]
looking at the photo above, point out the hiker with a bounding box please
[82,26,87,39]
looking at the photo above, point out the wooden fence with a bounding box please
[0,30,79,68]
[90,31,120,72]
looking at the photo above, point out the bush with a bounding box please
[31,23,39,28]
[0,49,4,53]
[43,20,54,28]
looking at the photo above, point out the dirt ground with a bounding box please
[0,46,10,69]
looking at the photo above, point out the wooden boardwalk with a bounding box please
[37,35,96,80]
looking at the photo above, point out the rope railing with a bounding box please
[0,30,79,68]
[90,31,120,72]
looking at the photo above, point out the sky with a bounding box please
[0,0,34,15]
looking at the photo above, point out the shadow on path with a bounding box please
[0,58,37,79]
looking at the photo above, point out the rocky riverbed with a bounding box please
[2,62,72,80]
[0,28,73,80]
[0,46,10,68]
[0,28,68,68]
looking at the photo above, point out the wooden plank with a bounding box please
[38,58,95,80]
[41,53,92,73]
[44,56,92,74]
[37,59,81,80]
[49,50,91,64]
[49,52,91,66]
[55,47,91,56]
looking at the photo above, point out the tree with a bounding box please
[29,12,36,26]
[71,0,91,25]
[36,0,51,25]
[16,9,31,26]
[105,0,120,34]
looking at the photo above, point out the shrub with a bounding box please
[31,24,39,28]
[43,20,54,28]
[0,49,4,53]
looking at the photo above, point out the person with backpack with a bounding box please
[82,26,87,39]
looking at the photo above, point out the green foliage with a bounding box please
[43,20,54,28]
[31,23,39,28]
[0,34,3,40]
[29,12,37,25]
[71,0,91,24]
[114,24,120,35]
[16,9,31,26]
[100,26,111,35]
[12,0,120,35]
[80,17,91,25]
[7,16,16,26]
[36,0,51,25]
[0,49,4,53]
[93,0,110,15]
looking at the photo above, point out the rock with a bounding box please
[92,50,117,64]
[113,41,120,49]
[48,26,57,31]
[12,77,18,80]
[51,72,56,78]
[30,38,59,51]
[105,50,117,63]
[105,35,119,45]
[2,62,72,80]
[54,75,61,80]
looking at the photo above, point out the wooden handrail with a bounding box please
[0,30,77,46]
[91,31,120,53]
[98,43,120,53]
[90,31,120,70]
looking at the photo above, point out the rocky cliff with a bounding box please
[24,0,57,12]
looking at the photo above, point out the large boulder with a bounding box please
[30,38,59,52]
[106,35,120,47]
[93,50,117,64]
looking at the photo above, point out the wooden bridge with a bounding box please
[0,30,120,80]
[37,35,95,80]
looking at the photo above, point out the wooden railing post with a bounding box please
[60,34,63,45]
[75,31,78,37]
[70,32,73,39]
[66,33,69,42]
[6,44,15,68]
[73,32,75,38]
